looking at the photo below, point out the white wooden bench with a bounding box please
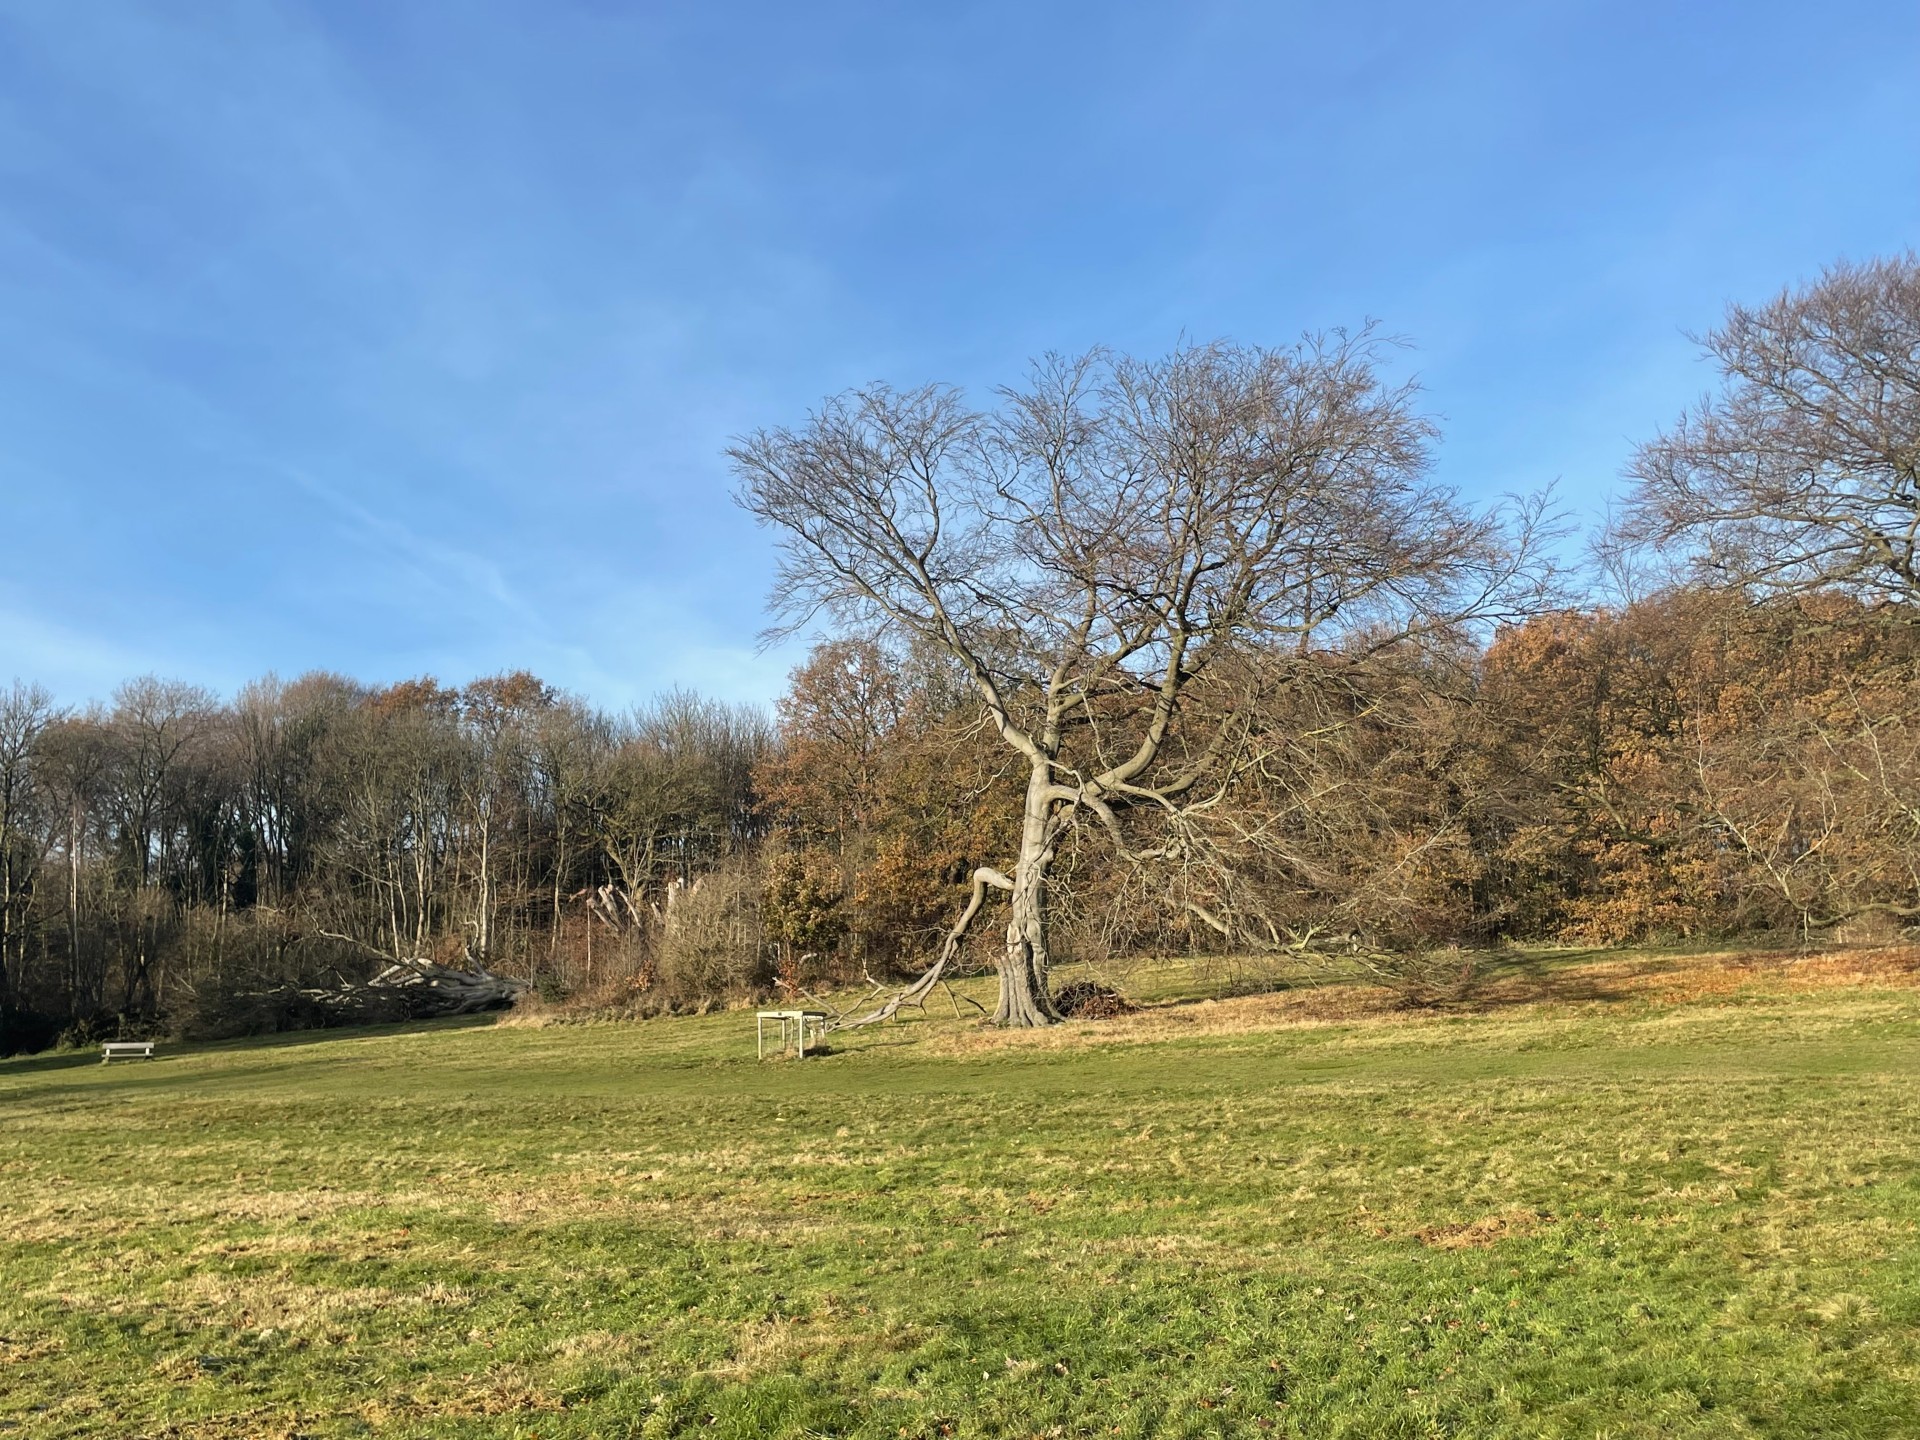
[100,1041,156,1064]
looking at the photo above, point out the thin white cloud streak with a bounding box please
[282,467,536,623]
[0,602,185,708]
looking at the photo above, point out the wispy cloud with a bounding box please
[0,1,1915,712]
[282,467,535,623]
[0,599,185,706]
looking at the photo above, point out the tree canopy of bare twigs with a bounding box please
[1608,253,1920,606]
[731,334,1558,1026]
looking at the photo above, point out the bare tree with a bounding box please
[104,678,218,1011]
[232,672,360,913]
[0,682,59,1010]
[459,672,556,964]
[1609,253,1920,604]
[529,697,608,964]
[732,336,1553,1025]
[36,711,112,1014]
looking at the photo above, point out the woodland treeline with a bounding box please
[3,254,1916,1050]
[760,593,1920,972]
[0,586,1915,1053]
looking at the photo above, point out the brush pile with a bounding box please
[1051,981,1137,1020]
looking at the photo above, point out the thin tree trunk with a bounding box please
[549,826,565,964]
[0,852,13,1010]
[67,806,82,1014]
[475,795,492,962]
[412,809,430,954]
[214,871,228,988]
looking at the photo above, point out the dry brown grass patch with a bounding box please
[1414,1208,1552,1250]
[924,984,1404,1055]
[1565,945,1920,1006]
[142,1272,479,1337]
[921,945,1920,1055]
[710,1313,853,1377]
[357,1368,566,1423]
[145,1407,309,1439]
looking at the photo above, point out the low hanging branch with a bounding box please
[837,866,1011,1028]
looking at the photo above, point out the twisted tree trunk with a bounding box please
[841,761,1066,1029]
[995,764,1061,1026]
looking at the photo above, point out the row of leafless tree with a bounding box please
[0,673,769,1050]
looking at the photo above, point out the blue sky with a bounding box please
[1,1,1916,709]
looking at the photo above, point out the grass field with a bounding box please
[5,948,1920,1438]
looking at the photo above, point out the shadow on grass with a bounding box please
[0,1012,503,1082]
[1158,944,1773,1018]
[190,1012,501,1055]
[1435,941,1829,1011]
[1434,950,1633,1010]
[0,1049,107,1078]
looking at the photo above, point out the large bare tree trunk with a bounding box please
[995,766,1061,1027]
[840,763,1064,1029]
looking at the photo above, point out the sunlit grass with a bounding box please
[5,947,1920,1437]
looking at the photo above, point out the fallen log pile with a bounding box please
[199,958,526,1035]
[364,958,527,1015]
[300,958,528,1022]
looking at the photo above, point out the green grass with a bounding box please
[5,952,1920,1438]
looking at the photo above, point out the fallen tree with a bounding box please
[172,954,525,1038]
[350,956,528,1017]
[187,929,531,1035]
[189,958,527,1036]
